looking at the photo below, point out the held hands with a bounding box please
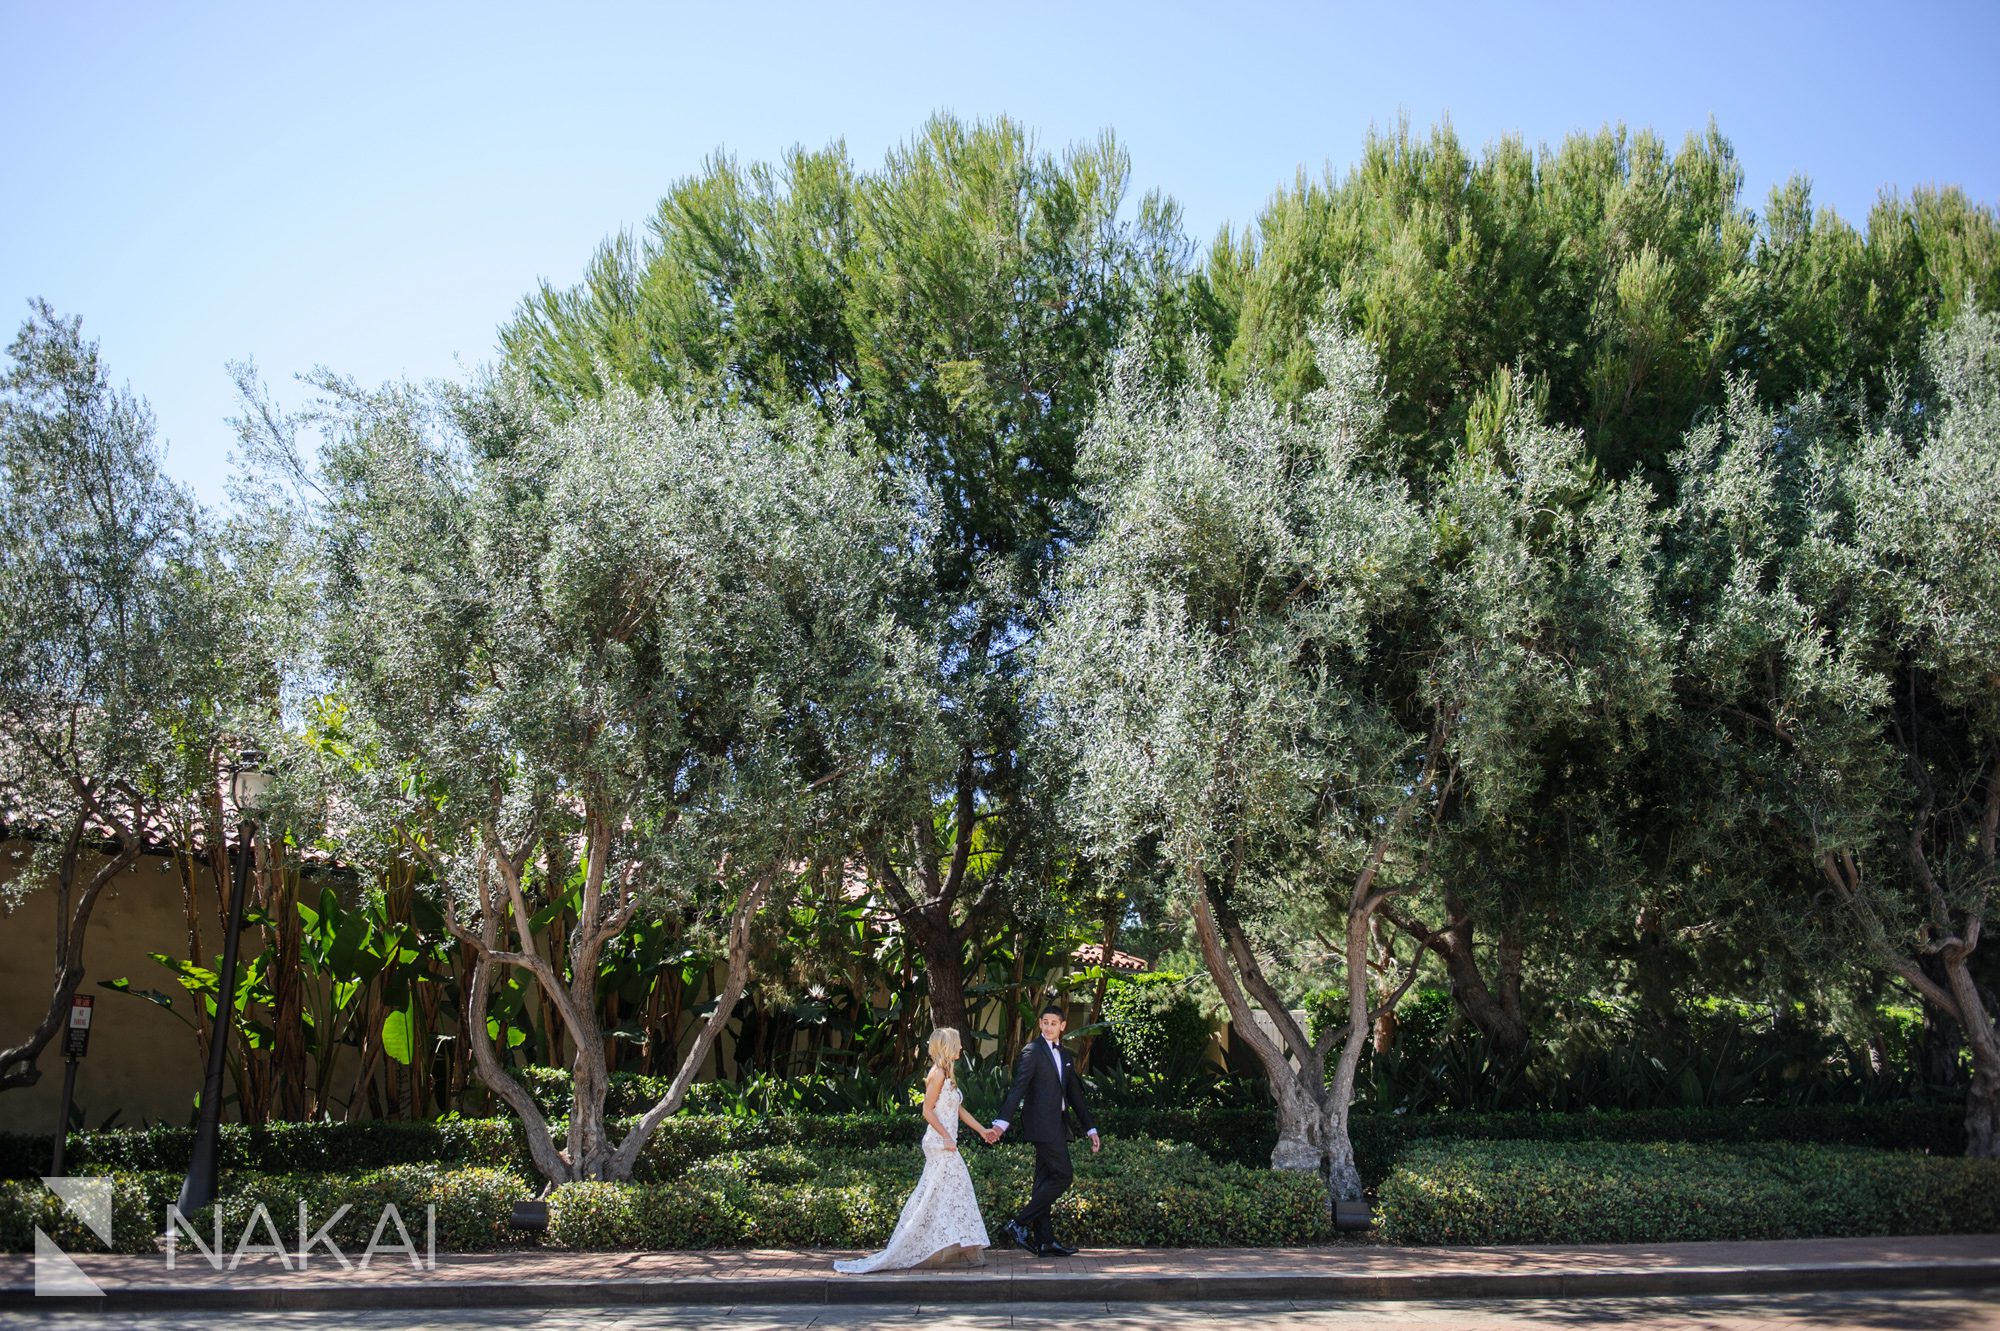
[977,1125,1001,1145]
[1089,1132,1103,1154]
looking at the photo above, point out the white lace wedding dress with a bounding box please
[833,1078,990,1273]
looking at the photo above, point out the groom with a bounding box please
[987,1003,1101,1257]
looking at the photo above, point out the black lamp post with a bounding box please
[174,744,270,1216]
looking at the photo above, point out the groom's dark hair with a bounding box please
[1039,1004,1066,1019]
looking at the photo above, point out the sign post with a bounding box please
[51,995,92,1175]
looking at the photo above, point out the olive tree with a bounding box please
[302,374,905,1181]
[0,302,231,1093]
[1038,324,1666,1196]
[1667,310,2000,1155]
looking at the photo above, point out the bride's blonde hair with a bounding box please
[928,1027,962,1078]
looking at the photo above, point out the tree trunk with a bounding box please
[566,1031,612,1179]
[263,845,308,1120]
[1915,954,1967,1094]
[1078,899,1120,1071]
[1631,905,1685,1041]
[1404,892,1529,1071]
[1182,729,1444,1189]
[1943,950,2000,1160]
[1268,1075,1326,1172]
[1370,916,1399,1053]
[1821,845,1997,1160]
[462,954,572,1181]
[1321,900,1375,1201]
[914,911,970,1039]
[867,757,1014,1059]
[1003,932,1027,1056]
[1188,875,1333,1173]
[0,819,139,1092]
[1967,1055,2000,1160]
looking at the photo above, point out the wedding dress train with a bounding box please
[833,1078,990,1273]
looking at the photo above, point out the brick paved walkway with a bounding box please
[2,1235,1997,1311]
[5,1291,2000,1330]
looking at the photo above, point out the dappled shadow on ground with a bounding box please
[1393,1289,2000,1330]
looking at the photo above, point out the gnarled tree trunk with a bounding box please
[1386,889,1529,1072]
[1191,862,1422,1198]
[437,805,785,1183]
[1182,728,1447,1203]
[1,800,143,1094]
[1078,898,1121,1071]
[869,752,1016,1045]
[1820,775,1999,1160]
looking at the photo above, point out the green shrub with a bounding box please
[0,1118,529,1181]
[1098,1106,1277,1166]
[1378,1138,2000,1245]
[544,1138,1330,1250]
[1100,972,1214,1088]
[1345,1102,1965,1184]
[0,1164,532,1256]
[0,1173,160,1255]
[171,1165,531,1255]
[1,1100,1962,1192]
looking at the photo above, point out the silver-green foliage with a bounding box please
[1038,320,1668,1185]
[1041,324,1425,875]
[0,302,232,1090]
[1044,321,1665,924]
[1666,308,2000,1155]
[306,372,907,1179]
[0,303,222,826]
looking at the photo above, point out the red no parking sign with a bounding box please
[63,995,91,1058]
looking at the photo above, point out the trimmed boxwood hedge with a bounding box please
[0,1143,1326,1253]
[0,1118,527,1181]
[1377,1138,2000,1246]
[0,1173,161,1255]
[8,1134,1994,1253]
[0,1165,528,1256]
[545,1139,1333,1249]
[1,1101,1961,1184]
[1344,1102,1966,1183]
[189,1164,529,1253]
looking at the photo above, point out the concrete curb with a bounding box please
[7,1258,2000,1311]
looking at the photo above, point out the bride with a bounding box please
[833,1027,997,1273]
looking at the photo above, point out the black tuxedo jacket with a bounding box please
[997,1037,1097,1143]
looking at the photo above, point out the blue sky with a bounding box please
[4,1,1995,506]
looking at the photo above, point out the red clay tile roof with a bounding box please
[0,775,345,869]
[1071,943,1149,973]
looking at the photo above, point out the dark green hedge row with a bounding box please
[191,1164,528,1253]
[0,1174,161,1255]
[1344,1102,1966,1183]
[1378,1138,2000,1245]
[0,1165,528,1256]
[0,1118,527,1181]
[548,1139,1331,1249]
[0,1100,1962,1184]
[12,1136,1992,1253]
[0,1143,1326,1253]
[0,1109,1267,1181]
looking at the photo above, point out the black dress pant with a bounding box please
[1013,1136,1074,1244]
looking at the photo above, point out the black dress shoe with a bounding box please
[1038,1239,1079,1257]
[1001,1220,1038,1255]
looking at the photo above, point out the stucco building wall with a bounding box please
[0,848,216,1134]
